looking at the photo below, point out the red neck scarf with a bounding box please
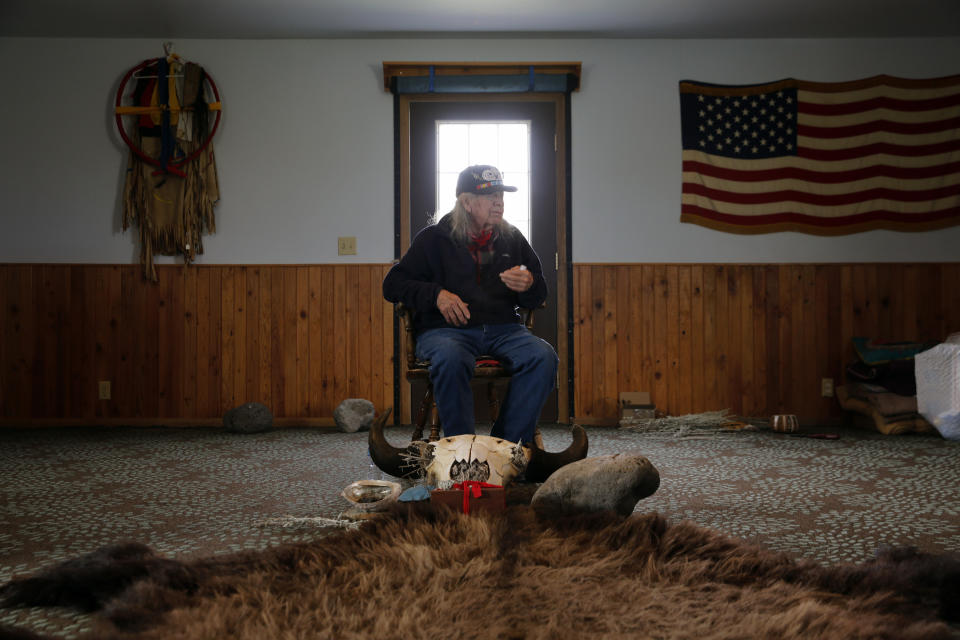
[467,228,496,265]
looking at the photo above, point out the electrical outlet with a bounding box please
[338,236,357,255]
[821,377,834,398]
[98,380,111,400]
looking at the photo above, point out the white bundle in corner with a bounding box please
[915,333,960,441]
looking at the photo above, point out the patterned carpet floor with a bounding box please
[1,422,959,638]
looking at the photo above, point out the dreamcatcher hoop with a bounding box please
[114,56,222,177]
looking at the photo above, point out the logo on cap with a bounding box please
[456,165,518,195]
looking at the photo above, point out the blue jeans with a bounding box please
[415,324,558,444]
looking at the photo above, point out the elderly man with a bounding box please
[383,165,558,445]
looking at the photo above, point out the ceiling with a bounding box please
[3,0,960,39]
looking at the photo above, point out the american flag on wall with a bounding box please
[679,75,960,234]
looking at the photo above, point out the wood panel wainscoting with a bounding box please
[573,263,960,425]
[2,262,958,428]
[0,264,394,426]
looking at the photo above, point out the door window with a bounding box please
[437,122,531,241]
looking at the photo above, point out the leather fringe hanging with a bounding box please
[116,55,221,281]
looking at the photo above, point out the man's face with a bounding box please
[466,192,504,231]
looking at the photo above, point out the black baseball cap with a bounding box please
[455,165,518,196]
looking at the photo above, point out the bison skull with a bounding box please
[408,434,528,489]
[368,408,589,485]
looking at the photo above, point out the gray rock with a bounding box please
[531,452,660,517]
[223,402,274,434]
[334,398,375,433]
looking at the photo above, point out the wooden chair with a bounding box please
[397,303,543,445]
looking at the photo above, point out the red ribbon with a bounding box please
[451,481,501,514]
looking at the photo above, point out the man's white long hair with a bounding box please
[437,193,515,245]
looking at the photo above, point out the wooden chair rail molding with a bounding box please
[1,262,957,426]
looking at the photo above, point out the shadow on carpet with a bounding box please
[1,504,958,639]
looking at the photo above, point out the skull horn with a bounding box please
[367,407,422,479]
[524,425,589,483]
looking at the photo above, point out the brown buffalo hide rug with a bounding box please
[1,504,958,639]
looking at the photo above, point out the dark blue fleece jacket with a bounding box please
[382,214,547,333]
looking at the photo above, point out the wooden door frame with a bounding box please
[394,92,571,425]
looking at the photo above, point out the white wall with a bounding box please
[1,36,958,264]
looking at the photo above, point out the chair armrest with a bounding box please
[395,303,418,368]
[520,302,545,331]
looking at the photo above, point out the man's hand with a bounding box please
[500,265,533,292]
[437,289,470,326]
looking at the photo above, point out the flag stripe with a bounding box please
[682,149,960,172]
[798,116,960,139]
[681,193,960,217]
[800,83,960,103]
[680,204,960,228]
[799,131,958,150]
[800,106,960,128]
[795,74,960,93]
[682,158,960,185]
[797,138,960,161]
[798,92,960,115]
[683,182,960,206]
[682,170,960,194]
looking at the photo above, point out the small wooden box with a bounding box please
[620,391,656,420]
[430,486,506,514]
